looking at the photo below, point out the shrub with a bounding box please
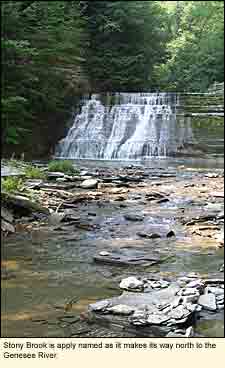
[1,177,24,193]
[24,165,46,179]
[48,160,79,174]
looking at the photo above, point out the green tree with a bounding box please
[83,1,168,91]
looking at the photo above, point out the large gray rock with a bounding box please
[80,179,98,189]
[198,293,217,311]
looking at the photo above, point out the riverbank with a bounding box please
[1,159,224,337]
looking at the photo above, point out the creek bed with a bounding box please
[1,157,224,337]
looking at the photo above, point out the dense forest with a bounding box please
[2,1,224,157]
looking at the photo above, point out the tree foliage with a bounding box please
[156,1,224,91]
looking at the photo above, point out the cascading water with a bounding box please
[55,93,194,159]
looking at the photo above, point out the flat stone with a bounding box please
[80,179,98,189]
[186,279,205,289]
[89,300,111,312]
[210,192,224,198]
[166,332,185,337]
[107,305,134,315]
[147,314,170,325]
[119,277,144,291]
[198,293,217,311]
[47,172,65,179]
[24,179,44,189]
[167,305,191,320]
[129,310,148,326]
[124,214,144,221]
[111,188,128,194]
[177,288,200,297]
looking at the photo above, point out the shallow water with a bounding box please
[1,156,224,337]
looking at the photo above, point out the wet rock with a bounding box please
[80,179,98,189]
[166,230,176,238]
[119,277,144,291]
[215,230,224,245]
[167,305,191,320]
[217,211,224,219]
[111,188,128,194]
[107,305,134,315]
[47,172,65,179]
[124,214,144,221]
[130,309,148,326]
[186,279,205,289]
[177,288,200,297]
[207,286,224,296]
[2,192,50,215]
[89,300,111,312]
[137,231,161,239]
[2,219,15,233]
[182,295,200,304]
[210,191,224,198]
[166,331,185,337]
[198,293,217,311]
[93,252,161,267]
[148,233,162,239]
[48,212,66,225]
[185,326,194,337]
[1,207,14,223]
[216,293,224,301]
[99,251,110,256]
[148,280,169,289]
[24,179,44,189]
[147,313,170,325]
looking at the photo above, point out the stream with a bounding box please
[1,156,224,337]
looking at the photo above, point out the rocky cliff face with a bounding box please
[178,83,224,155]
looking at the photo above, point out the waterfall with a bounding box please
[55,93,194,159]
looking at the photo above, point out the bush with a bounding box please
[1,177,24,193]
[48,160,79,174]
[23,165,47,179]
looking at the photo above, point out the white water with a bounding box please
[55,93,194,159]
